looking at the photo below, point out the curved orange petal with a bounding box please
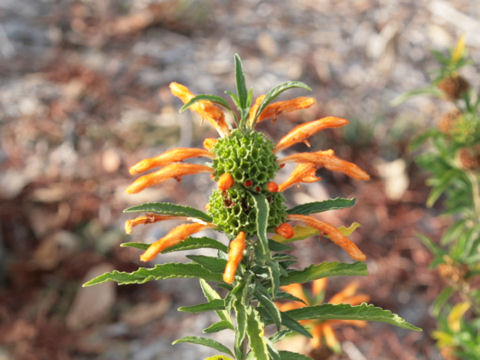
[328,281,360,304]
[330,319,367,327]
[278,163,321,192]
[126,163,213,194]
[275,301,305,312]
[257,96,316,124]
[342,294,370,306]
[312,278,328,296]
[125,214,186,234]
[169,82,230,136]
[274,116,348,152]
[311,323,324,349]
[280,283,309,304]
[322,323,340,350]
[248,94,266,127]
[129,148,214,175]
[287,214,366,261]
[218,173,234,191]
[223,231,246,284]
[280,150,369,181]
[140,222,213,261]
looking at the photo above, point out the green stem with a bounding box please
[467,171,480,222]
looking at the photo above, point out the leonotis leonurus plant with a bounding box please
[85,55,420,360]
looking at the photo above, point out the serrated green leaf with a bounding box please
[279,351,313,360]
[178,299,225,313]
[247,308,269,360]
[233,275,251,359]
[268,260,281,296]
[123,202,212,222]
[253,81,312,125]
[252,193,271,262]
[180,94,233,113]
[172,336,233,356]
[203,320,234,333]
[269,329,295,344]
[82,263,222,287]
[200,279,233,326]
[187,255,227,273]
[285,303,422,331]
[287,198,356,215]
[161,236,228,253]
[280,262,368,285]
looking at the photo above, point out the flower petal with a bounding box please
[312,278,328,296]
[257,96,316,124]
[278,163,321,192]
[169,82,230,136]
[140,222,212,261]
[274,116,348,152]
[126,163,213,194]
[247,94,265,127]
[223,231,246,284]
[129,148,214,175]
[125,213,184,234]
[328,282,360,304]
[280,150,369,181]
[287,214,366,261]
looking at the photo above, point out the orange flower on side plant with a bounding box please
[276,279,370,353]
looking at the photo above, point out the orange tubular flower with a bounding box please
[140,222,213,262]
[218,173,234,191]
[129,148,214,175]
[256,96,316,124]
[126,163,213,194]
[278,163,321,192]
[247,94,266,126]
[280,150,370,181]
[223,231,246,284]
[267,181,278,193]
[274,116,349,152]
[312,278,328,296]
[275,222,294,239]
[287,214,366,261]
[203,138,218,150]
[169,82,230,137]
[125,213,186,234]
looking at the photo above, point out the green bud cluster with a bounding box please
[208,129,286,237]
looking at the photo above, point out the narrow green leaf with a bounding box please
[123,202,212,222]
[234,54,248,109]
[200,279,233,326]
[280,262,368,285]
[247,308,269,360]
[187,255,227,273]
[82,263,222,287]
[253,81,312,124]
[233,275,251,359]
[120,242,149,250]
[280,313,312,338]
[179,299,225,313]
[180,94,232,113]
[432,287,455,317]
[427,170,456,207]
[255,285,282,330]
[279,351,313,360]
[267,340,281,360]
[269,329,295,344]
[269,239,292,252]
[252,193,270,261]
[203,320,234,333]
[409,129,440,151]
[162,236,228,253]
[287,198,356,215]
[391,86,442,106]
[172,336,233,356]
[285,303,422,331]
[337,222,361,237]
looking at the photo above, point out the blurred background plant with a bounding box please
[396,36,480,359]
[2,0,480,359]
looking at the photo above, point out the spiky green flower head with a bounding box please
[208,128,286,237]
